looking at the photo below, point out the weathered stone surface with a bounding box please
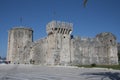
[7,21,118,65]
[72,32,118,65]
[7,27,33,64]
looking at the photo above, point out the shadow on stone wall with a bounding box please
[81,72,120,80]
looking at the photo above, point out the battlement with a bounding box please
[10,27,33,32]
[46,21,73,35]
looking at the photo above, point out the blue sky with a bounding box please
[0,0,120,57]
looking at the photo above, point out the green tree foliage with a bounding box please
[118,50,120,63]
[30,59,35,64]
[83,0,88,7]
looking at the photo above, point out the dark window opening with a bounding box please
[64,36,65,38]
[60,29,63,33]
[110,40,112,43]
[48,32,53,35]
[55,28,57,30]
[69,30,72,34]
[71,35,73,39]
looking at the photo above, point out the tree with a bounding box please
[2,57,6,60]
[118,43,120,64]
[83,0,88,7]
[30,59,35,64]
[118,50,120,63]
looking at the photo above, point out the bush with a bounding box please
[91,63,96,67]
[30,59,35,64]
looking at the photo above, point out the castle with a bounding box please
[7,21,118,65]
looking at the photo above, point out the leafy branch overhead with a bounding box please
[83,0,88,7]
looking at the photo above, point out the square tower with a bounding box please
[46,21,73,65]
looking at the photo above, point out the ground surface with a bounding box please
[0,64,120,80]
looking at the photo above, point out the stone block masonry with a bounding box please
[7,21,118,65]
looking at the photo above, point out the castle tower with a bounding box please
[46,21,73,65]
[7,27,33,64]
[96,32,118,65]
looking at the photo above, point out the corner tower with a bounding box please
[96,32,118,64]
[7,27,33,64]
[46,21,73,65]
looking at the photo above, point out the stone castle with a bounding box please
[7,21,118,65]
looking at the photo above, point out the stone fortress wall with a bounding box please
[7,21,118,65]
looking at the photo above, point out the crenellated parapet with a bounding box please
[10,27,33,31]
[96,32,117,46]
[46,21,73,35]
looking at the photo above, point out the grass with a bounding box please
[76,64,120,70]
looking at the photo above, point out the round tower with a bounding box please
[7,27,33,64]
